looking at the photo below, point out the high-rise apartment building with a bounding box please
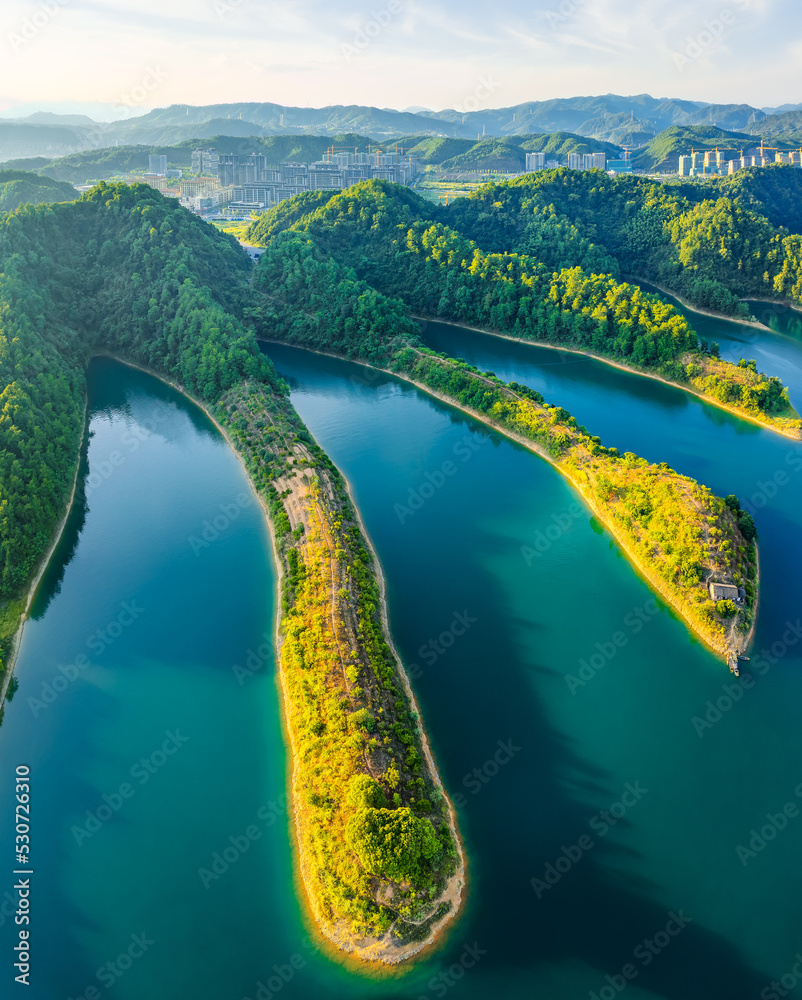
[148,154,167,176]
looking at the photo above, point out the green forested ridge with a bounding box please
[25,129,622,186]
[711,166,802,235]
[248,229,758,655]
[437,139,526,172]
[0,158,53,173]
[0,182,275,669]
[0,182,461,955]
[244,190,338,244]
[0,170,77,213]
[439,168,802,315]
[247,180,798,434]
[630,125,753,172]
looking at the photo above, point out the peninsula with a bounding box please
[250,229,759,662]
[246,179,801,440]
[0,183,463,961]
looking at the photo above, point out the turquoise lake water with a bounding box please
[1,287,802,999]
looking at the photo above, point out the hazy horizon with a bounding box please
[1,0,799,119]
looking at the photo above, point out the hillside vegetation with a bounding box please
[25,129,623,186]
[0,182,266,672]
[248,230,759,656]
[0,183,462,961]
[440,168,802,318]
[433,132,621,172]
[0,170,77,212]
[631,125,755,172]
[246,179,800,436]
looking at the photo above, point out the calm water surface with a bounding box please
[2,295,802,1000]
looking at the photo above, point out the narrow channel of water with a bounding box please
[263,334,802,1000]
[0,359,302,1000]
[3,319,801,999]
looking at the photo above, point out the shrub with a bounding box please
[350,708,376,732]
[345,807,440,884]
[345,775,385,810]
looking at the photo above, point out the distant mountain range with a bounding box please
[0,94,799,162]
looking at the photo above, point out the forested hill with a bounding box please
[245,178,799,436]
[630,125,753,172]
[438,168,802,315]
[0,170,77,213]
[246,169,802,318]
[699,166,802,235]
[20,129,622,185]
[246,229,760,657]
[0,183,280,669]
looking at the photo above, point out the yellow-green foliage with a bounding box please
[399,350,756,651]
[217,383,458,942]
[686,355,801,434]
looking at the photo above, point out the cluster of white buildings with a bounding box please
[167,148,420,214]
[133,147,420,215]
[679,148,802,177]
[525,151,609,172]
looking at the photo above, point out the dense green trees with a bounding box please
[346,807,441,885]
[248,227,758,653]
[249,181,797,431]
[1,183,461,949]
[0,170,77,213]
[441,168,802,314]
[0,182,282,668]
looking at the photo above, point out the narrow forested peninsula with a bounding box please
[247,177,801,439]
[249,230,758,660]
[220,384,463,960]
[0,183,463,961]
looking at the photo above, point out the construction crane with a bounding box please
[438,194,450,206]
[758,141,802,164]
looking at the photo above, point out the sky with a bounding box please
[0,0,799,118]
